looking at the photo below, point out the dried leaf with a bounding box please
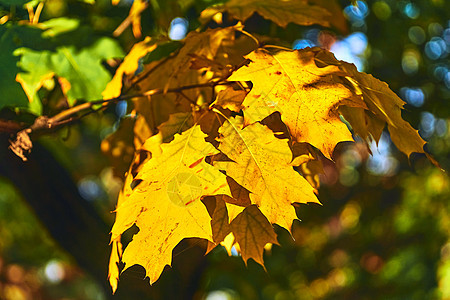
[213,86,246,112]
[230,205,278,267]
[200,0,333,28]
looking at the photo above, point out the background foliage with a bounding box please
[0,0,449,299]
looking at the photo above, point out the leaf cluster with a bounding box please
[99,1,431,292]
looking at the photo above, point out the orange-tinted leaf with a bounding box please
[101,117,135,177]
[200,0,333,28]
[314,48,426,158]
[213,86,246,112]
[230,205,278,266]
[229,48,365,159]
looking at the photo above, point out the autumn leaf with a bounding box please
[291,142,323,192]
[200,0,333,29]
[230,205,278,267]
[101,117,136,177]
[131,24,243,140]
[113,0,148,38]
[314,48,426,157]
[215,116,319,231]
[203,195,232,245]
[213,86,246,112]
[110,125,231,284]
[103,37,157,99]
[141,112,194,154]
[228,48,366,159]
[108,239,122,294]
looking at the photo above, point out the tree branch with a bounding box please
[7,80,234,161]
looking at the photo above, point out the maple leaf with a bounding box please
[291,142,323,192]
[101,117,136,177]
[212,86,246,113]
[141,112,194,154]
[110,125,231,284]
[230,205,278,267]
[103,37,157,99]
[202,195,232,246]
[215,116,319,231]
[200,0,333,29]
[228,48,366,159]
[313,48,426,158]
[131,24,243,140]
[16,37,124,106]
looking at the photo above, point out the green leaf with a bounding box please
[0,0,29,6]
[0,24,41,114]
[16,37,124,106]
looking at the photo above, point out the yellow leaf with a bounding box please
[220,232,237,256]
[314,48,426,157]
[230,205,278,267]
[291,142,316,167]
[291,142,323,192]
[200,0,333,28]
[213,86,246,112]
[339,106,385,144]
[215,116,319,231]
[108,239,122,294]
[141,112,194,154]
[111,125,231,284]
[113,0,148,38]
[133,24,243,136]
[229,48,365,159]
[103,37,156,99]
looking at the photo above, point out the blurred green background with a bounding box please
[0,0,449,299]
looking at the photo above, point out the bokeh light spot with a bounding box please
[401,49,420,75]
[408,26,426,45]
[44,260,65,284]
[372,1,391,20]
[400,87,425,107]
[367,133,399,176]
[292,39,315,50]
[169,17,188,41]
[428,22,444,37]
[420,112,436,138]
[344,1,369,27]
[425,37,447,60]
[78,176,103,201]
[403,3,420,19]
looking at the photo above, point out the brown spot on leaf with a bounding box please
[189,157,203,168]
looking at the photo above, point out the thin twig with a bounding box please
[8,80,234,161]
